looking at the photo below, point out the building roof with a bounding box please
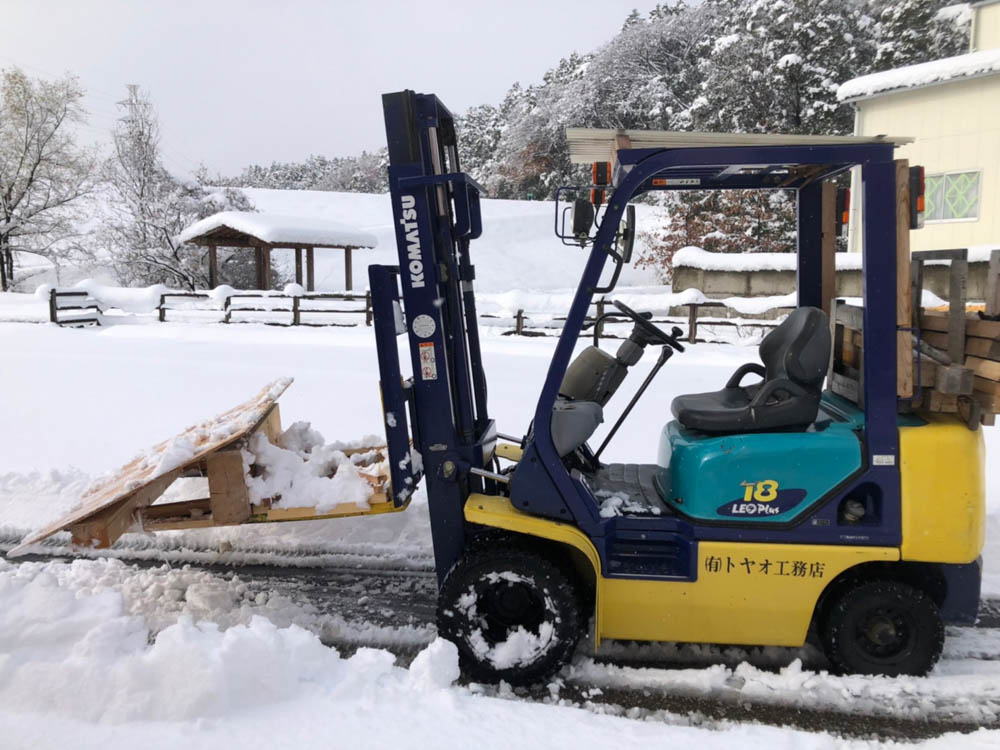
[178,211,378,249]
[838,48,1000,102]
[565,128,911,165]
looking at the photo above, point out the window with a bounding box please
[925,171,982,222]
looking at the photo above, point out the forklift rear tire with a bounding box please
[820,580,944,677]
[436,543,584,686]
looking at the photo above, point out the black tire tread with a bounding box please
[821,579,944,677]
[437,541,584,686]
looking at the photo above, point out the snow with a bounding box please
[837,48,1000,102]
[241,423,378,512]
[0,312,999,745]
[936,3,974,26]
[176,210,378,249]
[0,556,899,750]
[674,246,863,272]
[237,188,660,292]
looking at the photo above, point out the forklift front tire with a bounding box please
[436,543,584,686]
[820,580,944,677]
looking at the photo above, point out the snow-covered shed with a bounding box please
[838,0,1000,254]
[178,211,378,291]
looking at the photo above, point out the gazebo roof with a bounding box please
[178,211,378,249]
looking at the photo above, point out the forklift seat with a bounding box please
[670,307,831,434]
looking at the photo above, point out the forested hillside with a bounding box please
[212,0,969,199]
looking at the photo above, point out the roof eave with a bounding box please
[840,66,1000,104]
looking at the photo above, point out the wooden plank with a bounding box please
[988,249,1000,318]
[947,257,968,363]
[139,498,211,521]
[895,160,913,398]
[248,493,396,523]
[966,356,1000,381]
[915,390,959,413]
[962,337,1000,361]
[69,469,183,549]
[259,403,282,444]
[830,372,860,404]
[922,312,1000,339]
[974,390,1000,412]
[835,303,864,330]
[207,450,250,525]
[976,376,1000,396]
[911,255,924,330]
[934,365,973,395]
[821,181,836,318]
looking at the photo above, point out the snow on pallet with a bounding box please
[7,378,396,556]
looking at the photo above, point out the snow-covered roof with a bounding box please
[838,48,1000,102]
[566,129,911,164]
[178,211,378,249]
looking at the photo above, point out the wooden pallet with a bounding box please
[7,379,398,556]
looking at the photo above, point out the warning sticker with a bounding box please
[419,342,438,380]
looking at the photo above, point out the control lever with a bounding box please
[595,345,674,461]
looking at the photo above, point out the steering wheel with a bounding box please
[612,300,685,352]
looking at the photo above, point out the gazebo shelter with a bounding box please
[178,211,378,291]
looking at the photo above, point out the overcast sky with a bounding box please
[4,0,664,176]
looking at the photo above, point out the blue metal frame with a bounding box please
[509,143,903,574]
[378,91,495,582]
[379,91,906,584]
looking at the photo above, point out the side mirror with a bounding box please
[571,198,595,240]
[620,204,636,263]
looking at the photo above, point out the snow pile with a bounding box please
[177,210,378,249]
[838,48,1000,101]
[674,246,863,273]
[597,490,662,518]
[0,557,879,750]
[242,421,382,511]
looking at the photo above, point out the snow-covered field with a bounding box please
[1,319,999,746]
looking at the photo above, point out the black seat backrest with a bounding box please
[759,307,831,388]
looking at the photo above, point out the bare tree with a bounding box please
[0,67,96,291]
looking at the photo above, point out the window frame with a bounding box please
[924,169,983,224]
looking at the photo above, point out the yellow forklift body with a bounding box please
[899,417,986,564]
[465,494,898,648]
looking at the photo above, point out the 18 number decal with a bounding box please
[740,480,778,503]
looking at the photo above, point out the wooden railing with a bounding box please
[157,291,373,327]
[48,289,102,327]
[498,299,790,342]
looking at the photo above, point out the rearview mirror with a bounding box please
[571,198,595,240]
[620,204,636,263]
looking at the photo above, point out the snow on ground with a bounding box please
[2,319,1000,745]
[0,556,903,750]
[238,188,660,292]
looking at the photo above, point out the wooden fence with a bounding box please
[48,288,787,342]
[501,299,790,343]
[157,291,373,327]
[49,289,102,327]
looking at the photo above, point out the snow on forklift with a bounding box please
[13,90,992,686]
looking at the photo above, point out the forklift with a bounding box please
[373,90,985,684]
[13,89,985,686]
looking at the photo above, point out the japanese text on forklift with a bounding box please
[374,90,985,685]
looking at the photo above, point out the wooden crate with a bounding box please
[829,245,999,427]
